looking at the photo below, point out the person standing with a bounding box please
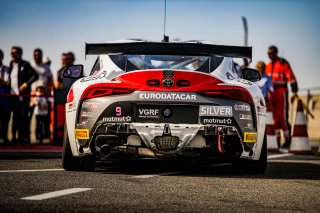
[55,52,77,90]
[31,48,53,140]
[255,61,273,102]
[9,46,38,144]
[31,48,53,95]
[266,46,298,148]
[30,84,49,144]
[0,49,10,144]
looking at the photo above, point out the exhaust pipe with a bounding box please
[100,144,111,158]
[217,128,225,154]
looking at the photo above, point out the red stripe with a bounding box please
[266,125,275,135]
[267,148,279,153]
[289,150,312,155]
[292,125,308,137]
[0,145,63,151]
[296,100,304,112]
[0,93,53,97]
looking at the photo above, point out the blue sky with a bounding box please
[1,0,320,91]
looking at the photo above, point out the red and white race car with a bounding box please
[62,40,267,174]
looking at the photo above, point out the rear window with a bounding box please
[109,54,223,73]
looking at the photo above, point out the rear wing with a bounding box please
[85,42,252,59]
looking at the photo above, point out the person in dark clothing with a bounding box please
[0,49,10,144]
[55,52,77,90]
[9,46,38,144]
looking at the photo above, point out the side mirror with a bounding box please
[63,65,83,78]
[242,68,262,82]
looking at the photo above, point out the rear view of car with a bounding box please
[62,41,267,174]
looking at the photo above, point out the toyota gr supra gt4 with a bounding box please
[62,40,267,174]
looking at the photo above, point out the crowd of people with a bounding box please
[0,45,298,148]
[0,47,76,144]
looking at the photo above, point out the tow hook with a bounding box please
[217,127,225,154]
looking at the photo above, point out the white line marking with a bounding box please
[0,169,64,173]
[21,188,93,200]
[132,171,181,179]
[267,153,294,159]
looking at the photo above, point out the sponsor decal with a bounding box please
[80,111,94,117]
[237,79,252,85]
[80,71,107,82]
[82,102,100,109]
[115,106,122,116]
[162,70,174,77]
[139,92,197,101]
[67,103,77,113]
[162,108,173,118]
[138,108,160,118]
[80,120,89,126]
[243,132,257,143]
[244,122,253,130]
[257,106,266,115]
[102,116,132,122]
[202,118,232,125]
[162,79,175,87]
[199,105,233,117]
[234,104,251,111]
[239,114,252,120]
[226,72,235,80]
[75,129,90,139]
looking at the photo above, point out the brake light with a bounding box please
[202,90,251,103]
[202,91,222,96]
[67,87,74,103]
[223,91,250,102]
[81,88,134,100]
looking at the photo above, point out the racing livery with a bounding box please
[62,40,267,174]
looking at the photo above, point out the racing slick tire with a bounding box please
[62,126,95,171]
[232,132,267,174]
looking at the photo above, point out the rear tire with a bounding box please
[232,132,267,174]
[62,125,95,171]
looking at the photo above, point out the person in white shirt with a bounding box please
[31,48,53,140]
[30,83,50,144]
[31,48,53,94]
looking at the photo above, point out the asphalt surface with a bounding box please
[0,153,319,213]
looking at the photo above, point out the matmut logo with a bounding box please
[243,132,257,143]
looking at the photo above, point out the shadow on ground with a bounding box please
[93,157,320,180]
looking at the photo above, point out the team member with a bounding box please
[0,49,10,144]
[266,46,298,148]
[9,46,38,144]
[255,61,273,102]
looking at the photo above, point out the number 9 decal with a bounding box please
[116,106,122,116]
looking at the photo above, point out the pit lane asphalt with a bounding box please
[0,154,319,212]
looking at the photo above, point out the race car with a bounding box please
[62,40,267,174]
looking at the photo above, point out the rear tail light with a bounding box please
[202,90,252,103]
[81,88,134,100]
[223,91,249,102]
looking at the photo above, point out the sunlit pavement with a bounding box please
[0,152,319,212]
